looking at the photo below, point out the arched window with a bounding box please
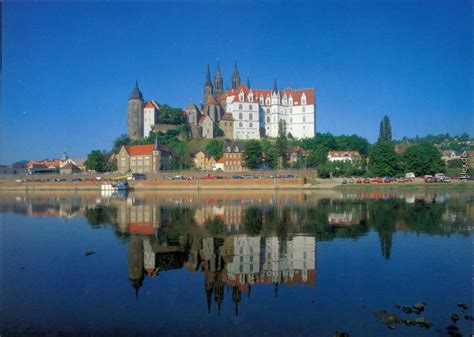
[239,104,243,110]
[249,113,253,120]
[266,116,270,123]
[239,112,243,120]
[266,98,270,105]
[266,108,270,114]
[249,122,253,128]
[249,105,253,110]
[239,122,243,127]
[289,96,293,106]
[301,94,306,105]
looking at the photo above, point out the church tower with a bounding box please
[204,64,213,104]
[128,81,144,141]
[231,61,241,89]
[214,60,223,96]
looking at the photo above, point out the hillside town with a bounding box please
[0,62,472,180]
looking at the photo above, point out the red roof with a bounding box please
[224,84,315,105]
[144,101,155,109]
[27,159,62,169]
[217,157,225,164]
[328,151,361,158]
[125,144,155,156]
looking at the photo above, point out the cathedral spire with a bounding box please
[231,60,241,89]
[204,64,213,103]
[214,59,223,95]
[205,64,212,86]
[246,74,251,89]
[272,78,278,94]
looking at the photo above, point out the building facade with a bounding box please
[223,142,244,172]
[143,100,161,137]
[117,141,173,173]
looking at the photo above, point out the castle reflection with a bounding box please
[0,190,472,315]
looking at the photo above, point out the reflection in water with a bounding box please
[0,190,472,317]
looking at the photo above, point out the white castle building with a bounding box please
[225,80,316,139]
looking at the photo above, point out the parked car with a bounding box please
[442,176,451,183]
[356,178,362,184]
[349,178,355,184]
[232,175,243,179]
[405,172,416,179]
[363,178,371,184]
[341,179,348,184]
[424,175,435,183]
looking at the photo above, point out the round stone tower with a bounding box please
[128,81,144,140]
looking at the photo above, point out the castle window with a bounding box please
[249,105,253,110]
[266,108,270,114]
[289,96,293,106]
[239,122,243,127]
[259,96,264,104]
[239,112,243,120]
[249,122,253,128]
[290,118,293,123]
[249,113,253,120]
[239,104,243,110]
[302,107,306,112]
[303,116,306,122]
[266,98,270,105]
[289,108,292,114]
[267,116,270,123]
[301,94,307,105]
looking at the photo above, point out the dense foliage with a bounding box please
[158,105,185,124]
[378,115,392,142]
[399,142,445,175]
[244,140,263,169]
[205,140,224,160]
[368,141,398,176]
[85,150,110,172]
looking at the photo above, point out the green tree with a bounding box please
[206,140,224,159]
[244,140,263,169]
[214,127,224,137]
[335,134,370,156]
[400,142,445,175]
[158,104,185,124]
[112,134,131,153]
[85,150,108,172]
[275,120,289,168]
[369,141,398,176]
[378,115,392,142]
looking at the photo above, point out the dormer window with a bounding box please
[289,96,293,106]
[239,90,244,101]
[234,146,240,152]
[248,91,253,102]
[259,96,264,105]
[301,93,306,105]
[226,146,231,152]
[266,97,270,105]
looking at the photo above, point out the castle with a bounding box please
[127,61,316,140]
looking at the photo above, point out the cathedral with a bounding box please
[127,61,316,140]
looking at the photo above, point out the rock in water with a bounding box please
[457,302,468,311]
[402,306,413,314]
[332,332,349,337]
[373,310,402,327]
[450,313,460,323]
[85,250,95,256]
[415,316,433,329]
[412,302,425,314]
[464,314,474,321]
[394,304,401,309]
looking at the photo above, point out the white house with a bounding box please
[327,151,361,162]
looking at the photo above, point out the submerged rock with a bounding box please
[402,306,413,314]
[394,304,401,309]
[403,319,416,326]
[412,302,425,314]
[415,316,433,329]
[464,314,474,321]
[446,325,459,332]
[332,332,349,337]
[373,310,402,326]
[85,250,95,256]
[457,302,468,311]
[450,313,460,323]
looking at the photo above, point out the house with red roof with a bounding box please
[327,151,361,162]
[117,139,174,173]
[143,99,161,137]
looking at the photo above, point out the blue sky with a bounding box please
[2,0,472,163]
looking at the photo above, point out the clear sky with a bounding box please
[2,0,472,164]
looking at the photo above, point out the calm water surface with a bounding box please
[1,190,472,337]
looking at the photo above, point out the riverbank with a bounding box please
[0,178,471,191]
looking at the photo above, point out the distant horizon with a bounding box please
[2,1,472,164]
